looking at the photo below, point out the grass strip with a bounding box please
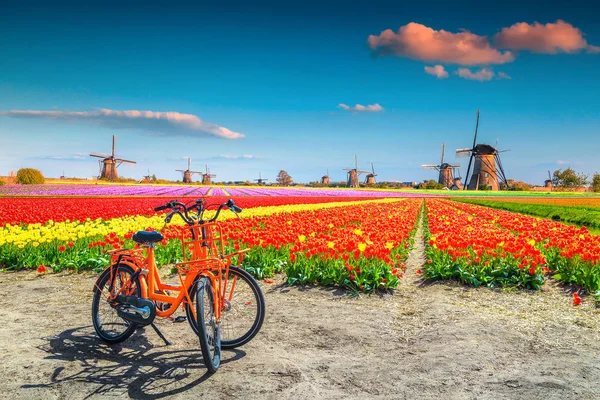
[451,198,600,230]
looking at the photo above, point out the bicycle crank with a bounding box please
[115,295,157,326]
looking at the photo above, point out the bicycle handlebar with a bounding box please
[155,198,243,225]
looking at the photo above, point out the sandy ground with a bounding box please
[2,220,600,399]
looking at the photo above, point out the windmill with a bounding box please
[202,165,216,185]
[254,172,268,185]
[544,170,553,191]
[455,110,510,191]
[60,170,66,180]
[176,158,203,184]
[365,163,378,185]
[90,135,136,181]
[343,155,370,188]
[140,169,152,183]
[321,168,330,185]
[422,143,461,189]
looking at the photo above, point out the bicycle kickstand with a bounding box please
[150,323,172,346]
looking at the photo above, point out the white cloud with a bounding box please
[456,68,495,81]
[216,154,261,160]
[424,65,449,79]
[0,109,245,139]
[337,103,384,113]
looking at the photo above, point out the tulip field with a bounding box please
[1,183,599,296]
[423,199,600,293]
[0,185,424,292]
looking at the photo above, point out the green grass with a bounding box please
[451,198,600,231]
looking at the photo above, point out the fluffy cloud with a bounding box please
[337,103,384,113]
[424,65,449,78]
[0,109,245,139]
[368,22,514,65]
[216,154,261,160]
[456,68,495,81]
[494,20,598,54]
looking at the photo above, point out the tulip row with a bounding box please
[0,195,378,225]
[423,199,547,289]
[446,200,600,293]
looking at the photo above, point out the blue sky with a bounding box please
[1,0,599,184]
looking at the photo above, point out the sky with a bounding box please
[1,0,599,184]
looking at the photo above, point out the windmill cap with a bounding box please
[473,144,498,155]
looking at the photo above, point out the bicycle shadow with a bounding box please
[22,326,246,399]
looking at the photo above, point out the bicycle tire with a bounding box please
[185,266,266,349]
[196,277,221,373]
[92,264,140,344]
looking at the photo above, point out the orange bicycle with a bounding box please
[91,199,265,373]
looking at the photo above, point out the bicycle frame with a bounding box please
[97,219,250,323]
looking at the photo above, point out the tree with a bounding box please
[506,179,532,191]
[417,180,444,190]
[276,170,293,186]
[592,173,600,193]
[16,168,45,184]
[552,168,588,191]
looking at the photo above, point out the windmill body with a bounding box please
[365,163,378,185]
[202,165,217,185]
[176,158,203,183]
[90,135,136,181]
[321,169,330,185]
[343,155,370,188]
[467,145,500,190]
[455,111,509,191]
[421,143,460,189]
[544,170,553,190]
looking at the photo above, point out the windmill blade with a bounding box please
[449,164,461,168]
[342,168,353,171]
[441,143,445,165]
[90,153,110,158]
[463,153,475,190]
[354,155,358,170]
[455,149,472,158]
[421,164,439,169]
[548,170,552,180]
[494,154,510,188]
[176,169,186,172]
[472,109,480,149]
[371,162,375,174]
[189,170,203,174]
[116,159,136,164]
[357,170,371,175]
[112,135,116,157]
[498,149,511,153]
[188,158,191,170]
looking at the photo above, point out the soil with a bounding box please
[1,217,600,399]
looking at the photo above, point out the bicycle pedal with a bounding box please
[173,316,187,323]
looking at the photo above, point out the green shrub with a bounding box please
[16,168,45,184]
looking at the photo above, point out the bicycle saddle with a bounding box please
[132,231,164,244]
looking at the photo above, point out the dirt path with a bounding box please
[1,214,600,399]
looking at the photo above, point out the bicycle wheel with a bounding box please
[92,264,141,344]
[196,276,221,373]
[185,266,265,349]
